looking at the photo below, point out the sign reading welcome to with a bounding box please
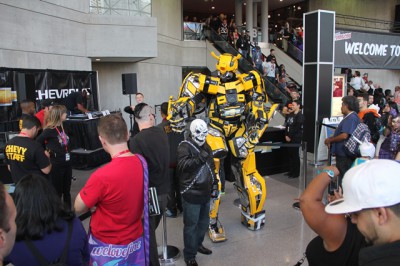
[335,30,400,69]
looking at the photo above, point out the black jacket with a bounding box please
[177,138,216,204]
[285,111,304,143]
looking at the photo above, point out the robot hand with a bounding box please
[168,97,195,132]
[245,113,260,145]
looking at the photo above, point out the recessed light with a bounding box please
[211,6,215,9]
[244,3,246,5]
[268,15,271,18]
[298,6,301,10]
[278,13,280,16]
[280,0,283,2]
[95,59,101,61]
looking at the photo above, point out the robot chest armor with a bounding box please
[215,82,246,119]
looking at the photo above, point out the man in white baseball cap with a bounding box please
[325,159,400,265]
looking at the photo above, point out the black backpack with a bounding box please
[363,112,381,144]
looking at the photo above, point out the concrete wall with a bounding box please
[309,0,397,23]
[0,0,157,70]
[93,0,192,125]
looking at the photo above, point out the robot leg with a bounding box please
[208,162,227,242]
[234,153,266,231]
[206,133,228,242]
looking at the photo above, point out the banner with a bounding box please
[335,30,400,69]
[0,68,98,123]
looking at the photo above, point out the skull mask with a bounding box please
[190,119,208,146]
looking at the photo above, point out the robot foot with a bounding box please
[208,222,227,243]
[241,210,266,231]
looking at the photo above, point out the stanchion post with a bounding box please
[302,141,308,190]
[309,120,324,166]
[158,213,180,264]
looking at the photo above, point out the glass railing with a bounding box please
[287,42,303,64]
[336,14,400,33]
[183,22,205,40]
[89,0,151,16]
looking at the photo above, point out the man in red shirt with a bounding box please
[74,115,144,256]
[35,99,54,127]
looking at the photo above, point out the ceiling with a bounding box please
[183,0,306,17]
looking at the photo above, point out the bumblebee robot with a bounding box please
[167,52,278,242]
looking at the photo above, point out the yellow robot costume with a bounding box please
[168,52,278,242]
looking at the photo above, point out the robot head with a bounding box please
[211,52,241,82]
[190,119,208,146]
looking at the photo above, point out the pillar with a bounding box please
[261,0,268,43]
[245,0,253,41]
[235,0,243,27]
[303,10,335,155]
[253,2,257,28]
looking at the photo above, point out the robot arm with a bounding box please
[168,72,220,132]
[240,70,279,147]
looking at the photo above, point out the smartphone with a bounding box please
[328,178,339,195]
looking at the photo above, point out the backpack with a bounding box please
[344,122,371,157]
[362,112,382,144]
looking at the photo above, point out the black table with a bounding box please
[64,118,102,151]
[255,127,290,176]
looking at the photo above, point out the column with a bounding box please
[253,2,257,28]
[261,0,268,43]
[302,10,335,157]
[245,0,253,40]
[235,0,243,27]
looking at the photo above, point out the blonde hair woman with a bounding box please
[37,105,73,209]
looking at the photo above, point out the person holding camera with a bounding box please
[299,165,366,265]
[177,119,218,266]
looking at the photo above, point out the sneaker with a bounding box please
[220,191,225,195]
[165,209,177,218]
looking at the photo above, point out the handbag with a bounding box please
[88,154,150,266]
[24,220,73,266]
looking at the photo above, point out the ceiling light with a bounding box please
[95,59,101,61]
[244,3,246,5]
[280,0,283,1]
[278,13,280,16]
[298,6,301,10]
[268,15,271,18]
[211,6,215,9]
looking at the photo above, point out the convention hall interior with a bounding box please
[1,0,400,265]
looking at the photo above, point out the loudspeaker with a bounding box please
[122,73,137,95]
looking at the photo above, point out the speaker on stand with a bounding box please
[122,73,138,133]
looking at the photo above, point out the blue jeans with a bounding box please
[182,198,210,260]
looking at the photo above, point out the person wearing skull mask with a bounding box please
[177,119,218,266]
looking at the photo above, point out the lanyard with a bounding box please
[112,149,130,159]
[19,132,29,138]
[55,126,68,153]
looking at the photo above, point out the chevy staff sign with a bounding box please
[335,30,400,69]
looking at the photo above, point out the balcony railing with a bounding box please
[89,0,151,16]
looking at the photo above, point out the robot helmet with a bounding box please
[211,52,241,76]
[190,119,208,146]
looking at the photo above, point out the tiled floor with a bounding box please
[70,159,322,266]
